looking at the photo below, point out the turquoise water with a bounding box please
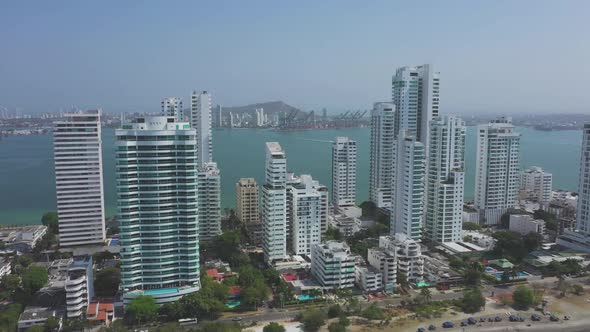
[297,294,315,301]
[225,300,241,308]
[143,288,179,296]
[494,271,530,279]
[0,126,583,224]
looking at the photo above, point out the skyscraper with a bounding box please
[116,116,200,305]
[391,133,425,240]
[53,110,106,247]
[425,116,466,243]
[190,90,221,241]
[558,124,590,252]
[191,91,212,165]
[332,137,357,209]
[236,178,262,246]
[161,97,183,121]
[262,142,288,265]
[286,174,328,255]
[369,102,396,208]
[392,64,440,148]
[474,117,521,225]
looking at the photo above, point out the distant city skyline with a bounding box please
[1,1,589,114]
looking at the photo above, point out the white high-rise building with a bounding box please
[425,116,466,243]
[262,142,288,265]
[65,256,94,318]
[521,166,553,203]
[116,116,200,305]
[369,102,396,208]
[198,162,222,241]
[190,91,212,165]
[161,97,183,121]
[190,91,221,241]
[558,124,590,252]
[392,64,440,148]
[286,174,328,255]
[474,117,521,225]
[332,137,357,209]
[53,110,106,247]
[391,133,425,241]
[255,108,265,127]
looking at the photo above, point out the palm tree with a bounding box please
[419,287,432,304]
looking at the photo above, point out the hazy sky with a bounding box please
[1,1,589,114]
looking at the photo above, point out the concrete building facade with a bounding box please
[474,117,521,225]
[425,116,466,243]
[369,102,396,208]
[262,142,288,265]
[53,110,106,247]
[311,241,355,289]
[332,137,357,209]
[236,178,262,246]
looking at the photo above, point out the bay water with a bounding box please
[0,127,582,224]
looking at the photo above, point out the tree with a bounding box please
[61,318,90,332]
[397,272,409,289]
[301,309,326,332]
[328,322,346,332]
[107,226,120,236]
[0,304,22,331]
[534,210,557,231]
[324,227,343,241]
[572,284,584,295]
[26,326,44,332]
[94,267,121,297]
[2,274,21,293]
[418,287,432,304]
[327,304,343,318]
[512,285,534,308]
[93,251,115,264]
[22,266,48,294]
[41,212,59,234]
[461,288,486,313]
[492,231,529,261]
[126,296,158,325]
[523,232,543,252]
[361,303,385,320]
[463,261,484,287]
[263,322,286,332]
[238,265,268,309]
[43,316,60,332]
[463,222,482,231]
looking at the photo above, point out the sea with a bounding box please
[0,126,582,225]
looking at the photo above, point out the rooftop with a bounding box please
[266,141,283,154]
[19,306,59,322]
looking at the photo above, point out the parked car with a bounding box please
[417,328,425,332]
[442,321,454,328]
[531,314,541,321]
[467,317,477,325]
[488,317,494,322]
[479,318,486,322]
[564,315,570,320]
[494,316,502,322]
[550,315,559,322]
[460,321,467,327]
[509,315,517,322]
[428,324,436,330]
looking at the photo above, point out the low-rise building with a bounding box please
[0,225,48,252]
[311,241,355,289]
[355,266,383,293]
[18,307,63,332]
[367,247,396,293]
[86,301,115,326]
[65,256,94,318]
[379,234,424,284]
[509,214,546,236]
[461,230,496,250]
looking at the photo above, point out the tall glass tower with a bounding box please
[116,116,200,305]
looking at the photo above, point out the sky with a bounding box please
[1,1,589,115]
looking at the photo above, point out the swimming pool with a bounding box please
[494,271,530,279]
[143,288,179,296]
[226,300,241,308]
[298,294,316,301]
